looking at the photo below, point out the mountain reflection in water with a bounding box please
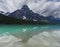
[0,25,60,47]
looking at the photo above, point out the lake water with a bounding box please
[0,24,60,47]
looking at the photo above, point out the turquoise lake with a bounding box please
[0,24,60,34]
[0,24,60,47]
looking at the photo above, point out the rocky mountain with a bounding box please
[8,5,60,24]
[9,5,45,22]
[0,5,47,24]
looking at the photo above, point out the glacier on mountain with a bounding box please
[0,0,60,18]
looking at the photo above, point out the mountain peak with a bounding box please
[21,5,30,11]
